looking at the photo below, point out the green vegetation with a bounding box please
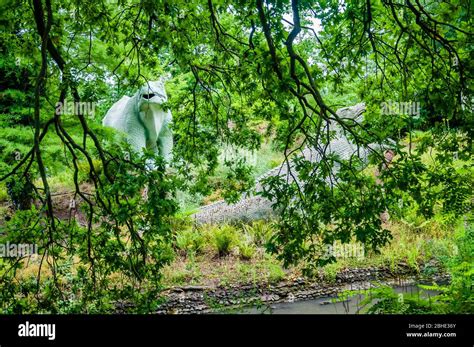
[211,225,238,257]
[0,207,467,312]
[175,228,206,256]
[0,0,472,314]
[164,215,459,288]
[338,222,473,314]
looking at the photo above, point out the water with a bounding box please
[240,284,440,314]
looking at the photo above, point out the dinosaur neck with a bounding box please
[140,103,165,149]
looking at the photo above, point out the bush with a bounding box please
[212,225,237,257]
[243,220,274,247]
[77,158,103,183]
[238,243,256,260]
[175,229,205,255]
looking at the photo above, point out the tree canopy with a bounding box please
[0,0,472,310]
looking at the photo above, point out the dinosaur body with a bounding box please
[102,80,173,164]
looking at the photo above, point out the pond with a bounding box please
[240,284,440,314]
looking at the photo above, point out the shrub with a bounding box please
[212,225,237,257]
[77,158,103,183]
[175,228,205,255]
[238,243,256,260]
[243,220,274,247]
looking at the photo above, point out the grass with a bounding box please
[318,218,457,281]
[0,182,8,202]
[160,216,457,289]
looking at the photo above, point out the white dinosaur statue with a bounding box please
[102,80,173,166]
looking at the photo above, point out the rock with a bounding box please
[148,263,444,314]
[181,285,212,291]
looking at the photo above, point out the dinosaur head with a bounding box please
[137,80,168,111]
[135,80,170,151]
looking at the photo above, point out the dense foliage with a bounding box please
[339,222,473,314]
[0,0,472,312]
